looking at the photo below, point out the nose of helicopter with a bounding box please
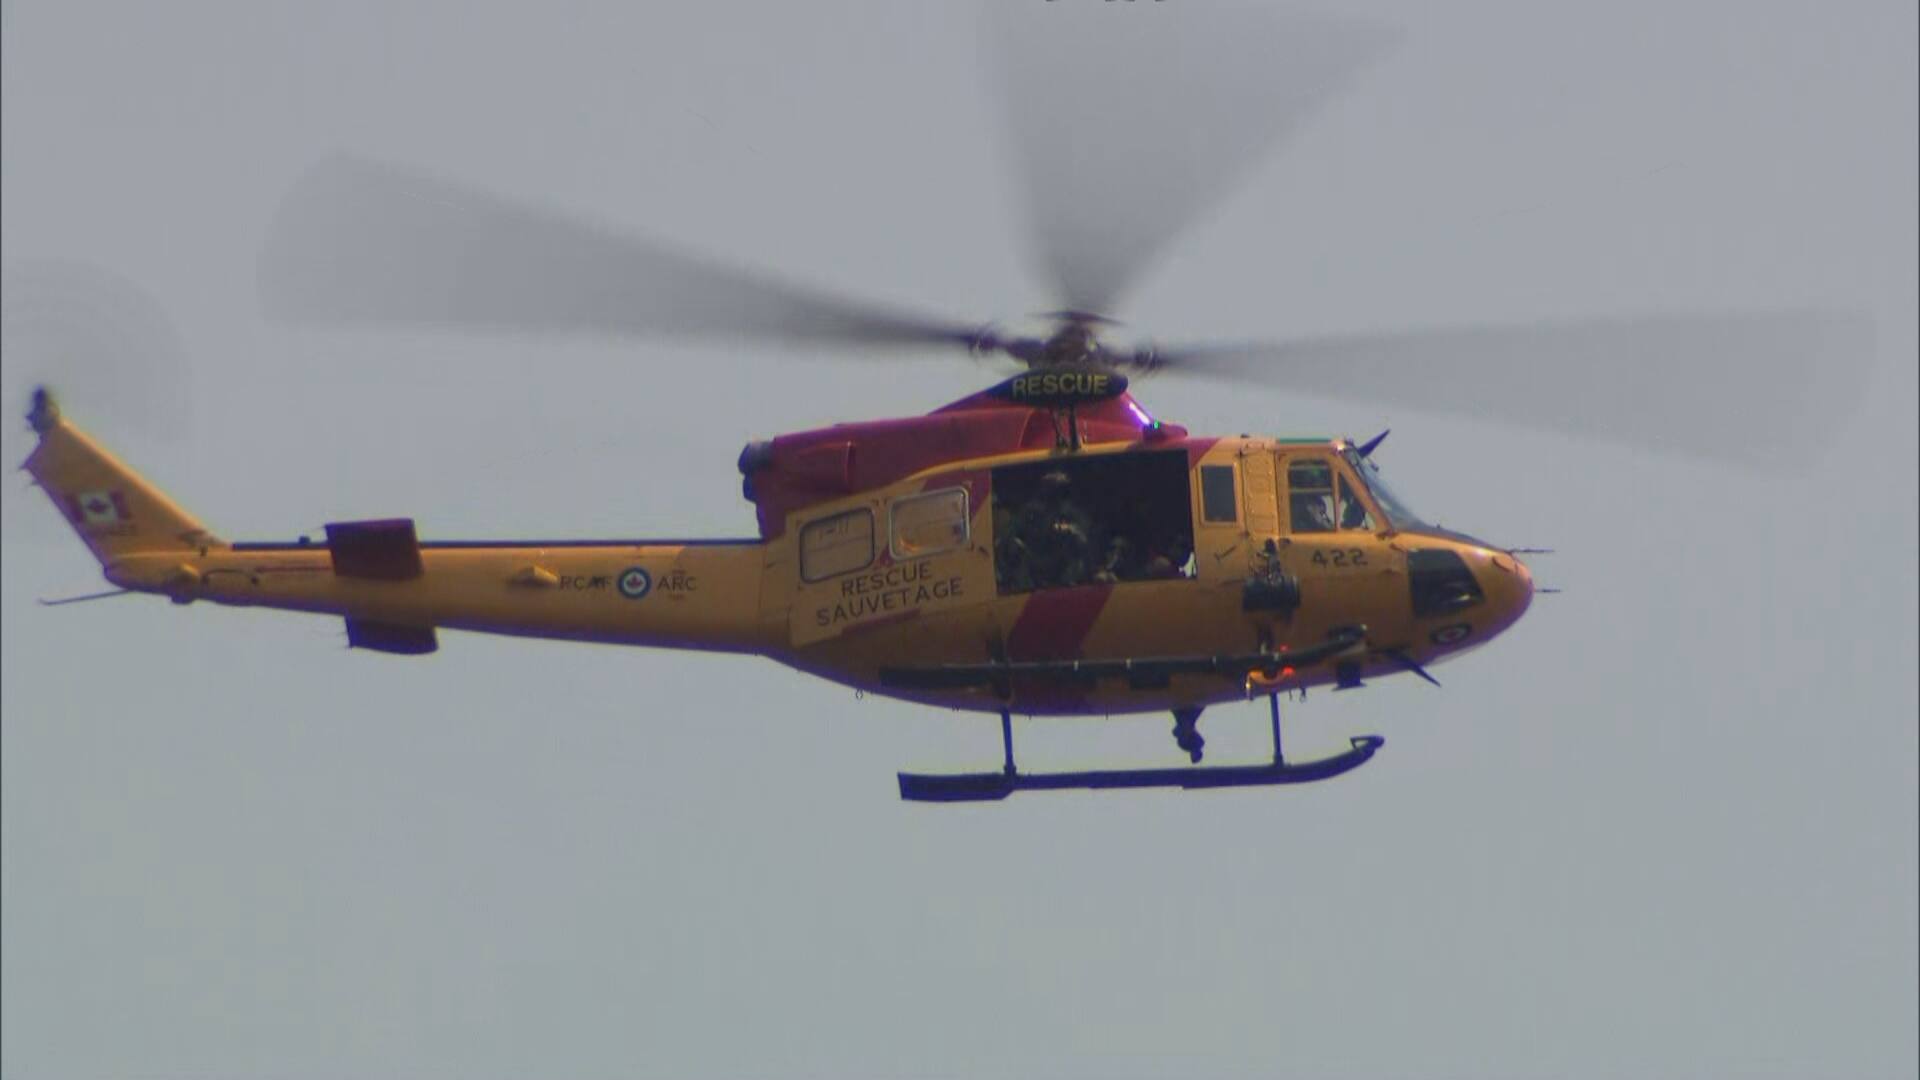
[1478,548,1534,634]
[1407,539,1534,658]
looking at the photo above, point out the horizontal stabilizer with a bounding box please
[326,518,423,580]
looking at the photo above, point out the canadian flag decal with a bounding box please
[69,490,131,525]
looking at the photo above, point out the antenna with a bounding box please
[38,588,133,606]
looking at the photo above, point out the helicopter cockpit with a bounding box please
[1285,456,1369,534]
[1285,446,1429,536]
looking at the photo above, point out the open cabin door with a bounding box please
[989,450,1198,592]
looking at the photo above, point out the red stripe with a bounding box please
[1005,583,1113,661]
[1182,436,1221,470]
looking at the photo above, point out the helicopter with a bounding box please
[21,11,1866,802]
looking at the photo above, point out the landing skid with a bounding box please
[897,692,1383,803]
[898,735,1384,802]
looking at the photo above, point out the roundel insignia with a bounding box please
[1430,622,1471,645]
[617,567,652,600]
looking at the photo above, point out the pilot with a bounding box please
[1339,489,1373,530]
[1292,493,1334,533]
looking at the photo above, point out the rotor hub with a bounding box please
[975,311,1155,373]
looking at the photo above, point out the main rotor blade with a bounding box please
[2,259,194,445]
[986,6,1396,315]
[259,156,980,350]
[1157,311,1875,466]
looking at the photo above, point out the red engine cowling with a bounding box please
[736,388,1182,538]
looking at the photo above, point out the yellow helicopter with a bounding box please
[22,12,1865,801]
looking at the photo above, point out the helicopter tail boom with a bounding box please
[24,390,773,656]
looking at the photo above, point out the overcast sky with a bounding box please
[3,2,1915,1078]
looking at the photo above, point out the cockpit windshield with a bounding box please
[1341,447,1428,532]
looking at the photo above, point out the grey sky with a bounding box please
[3,2,1915,1078]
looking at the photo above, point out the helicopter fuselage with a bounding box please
[38,382,1533,719]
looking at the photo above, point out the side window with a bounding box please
[1288,458,1335,534]
[890,488,969,559]
[800,508,874,583]
[1200,465,1238,524]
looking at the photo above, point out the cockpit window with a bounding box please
[1292,456,1380,533]
[1342,448,1427,532]
[1337,476,1375,531]
[1287,459,1336,533]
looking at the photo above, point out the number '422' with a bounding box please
[1311,548,1367,568]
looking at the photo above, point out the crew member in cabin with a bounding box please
[1092,535,1133,585]
[1001,468,1095,591]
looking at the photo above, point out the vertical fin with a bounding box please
[21,387,221,564]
